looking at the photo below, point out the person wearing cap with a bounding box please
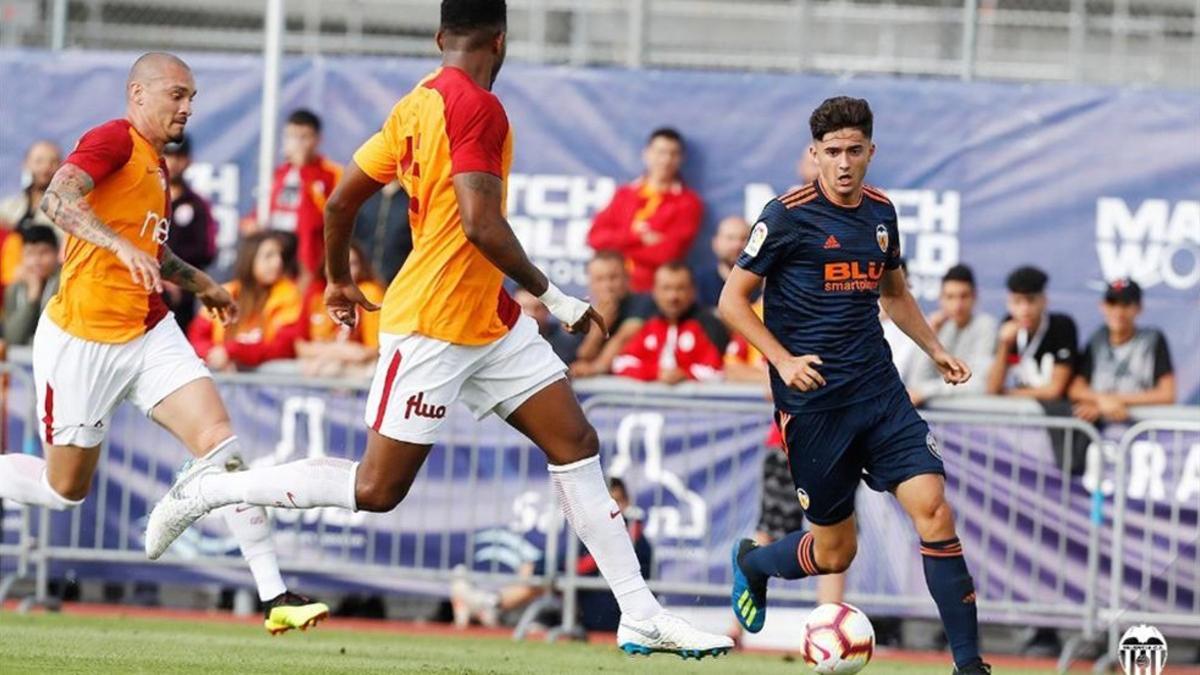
[163,134,218,331]
[907,264,997,405]
[1069,279,1175,423]
[986,265,1078,399]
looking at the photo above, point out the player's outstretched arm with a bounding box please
[719,266,824,391]
[879,268,970,385]
[41,163,161,292]
[161,246,237,325]
[454,171,605,336]
[322,162,385,328]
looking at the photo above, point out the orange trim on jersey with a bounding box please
[777,184,815,204]
[781,193,819,209]
[777,411,792,455]
[862,185,892,205]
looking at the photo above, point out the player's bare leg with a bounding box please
[0,443,95,511]
[895,474,986,674]
[504,379,733,659]
[349,430,432,513]
[151,377,330,635]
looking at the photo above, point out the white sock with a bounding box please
[549,455,662,621]
[0,454,84,511]
[201,438,289,601]
[200,457,359,511]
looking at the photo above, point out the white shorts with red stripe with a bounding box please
[32,312,211,448]
[364,313,567,445]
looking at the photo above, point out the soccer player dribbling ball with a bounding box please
[146,0,732,659]
[0,52,328,634]
[722,97,992,674]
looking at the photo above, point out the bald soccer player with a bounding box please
[0,53,328,634]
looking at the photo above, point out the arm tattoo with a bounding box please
[40,164,123,252]
[160,246,206,293]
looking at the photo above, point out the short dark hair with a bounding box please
[441,0,506,37]
[942,264,976,288]
[1006,265,1048,295]
[589,250,626,268]
[21,224,58,249]
[647,127,684,150]
[809,96,873,141]
[608,477,627,494]
[286,109,321,133]
[657,261,694,282]
[163,133,192,157]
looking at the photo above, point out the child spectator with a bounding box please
[612,263,727,384]
[188,232,303,371]
[296,241,386,378]
[587,128,702,293]
[3,225,61,345]
[986,265,1078,400]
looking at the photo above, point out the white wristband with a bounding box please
[537,281,589,326]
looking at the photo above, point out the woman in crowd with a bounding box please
[296,241,385,378]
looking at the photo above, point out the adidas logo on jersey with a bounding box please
[823,235,841,249]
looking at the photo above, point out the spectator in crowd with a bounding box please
[986,265,1078,400]
[2,225,60,346]
[795,143,819,187]
[906,264,997,406]
[695,215,750,309]
[188,232,303,371]
[514,288,581,365]
[1070,279,1176,423]
[568,251,655,378]
[162,134,218,331]
[450,478,650,632]
[296,241,385,378]
[264,109,342,288]
[353,180,412,284]
[612,263,727,383]
[587,128,703,293]
[1,140,61,287]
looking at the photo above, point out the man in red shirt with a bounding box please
[265,109,342,289]
[612,263,727,383]
[587,128,703,293]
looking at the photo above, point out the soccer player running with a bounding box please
[146,0,732,659]
[722,97,990,674]
[0,52,328,635]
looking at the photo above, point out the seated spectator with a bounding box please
[612,263,727,384]
[722,295,769,386]
[587,128,702,293]
[3,225,60,345]
[986,265,1078,400]
[162,134,218,331]
[264,109,342,289]
[514,288,581,365]
[568,252,654,378]
[296,241,385,378]
[189,232,303,371]
[906,264,997,405]
[353,180,412,284]
[1,140,61,287]
[1070,279,1176,423]
[695,216,750,309]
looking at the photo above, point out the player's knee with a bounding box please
[814,537,857,574]
[578,423,600,456]
[354,477,409,513]
[914,497,955,540]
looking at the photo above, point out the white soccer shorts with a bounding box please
[364,314,568,445]
[32,313,211,447]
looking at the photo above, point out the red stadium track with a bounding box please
[5,601,1200,673]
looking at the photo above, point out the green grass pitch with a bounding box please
[0,611,1061,674]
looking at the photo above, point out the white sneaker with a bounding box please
[144,459,221,560]
[617,612,734,659]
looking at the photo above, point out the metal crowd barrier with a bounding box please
[564,395,1109,656]
[1101,419,1200,668]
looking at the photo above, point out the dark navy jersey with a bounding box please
[735,181,905,413]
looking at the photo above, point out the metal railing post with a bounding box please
[627,0,647,69]
[960,0,978,81]
[255,0,285,227]
[50,0,68,50]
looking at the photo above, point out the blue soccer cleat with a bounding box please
[731,538,767,633]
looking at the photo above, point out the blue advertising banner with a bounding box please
[0,50,1196,401]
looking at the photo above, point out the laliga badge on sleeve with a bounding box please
[745,221,768,257]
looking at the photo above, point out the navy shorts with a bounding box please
[777,384,945,526]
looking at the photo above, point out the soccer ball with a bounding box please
[800,602,875,674]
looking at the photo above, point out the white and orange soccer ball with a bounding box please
[800,602,875,674]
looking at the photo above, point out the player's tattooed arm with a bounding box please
[40,164,123,252]
[159,246,207,293]
[454,171,549,295]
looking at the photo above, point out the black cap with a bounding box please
[1006,265,1048,294]
[163,134,191,157]
[1104,278,1142,305]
